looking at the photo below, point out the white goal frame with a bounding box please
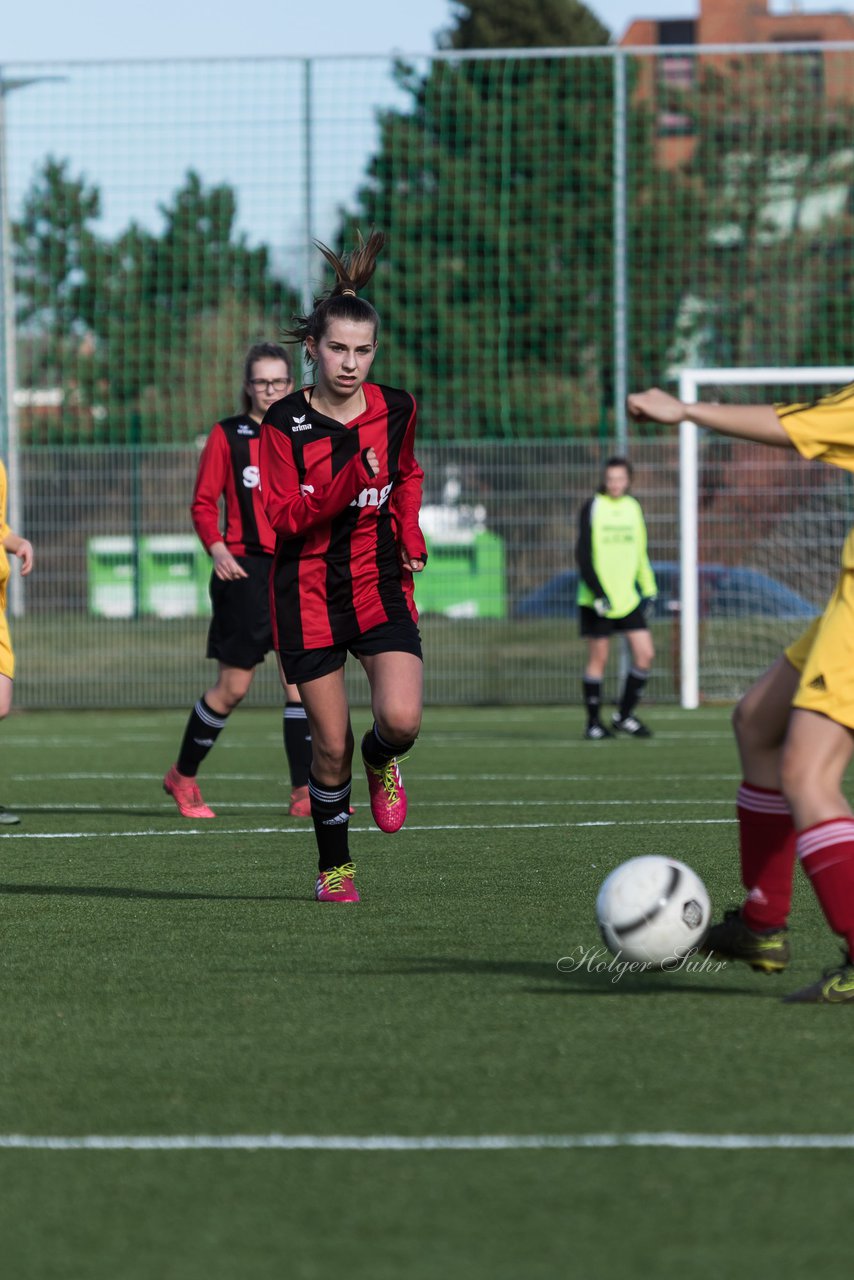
[677,367,854,709]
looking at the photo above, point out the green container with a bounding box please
[87,536,137,618]
[139,535,209,618]
[415,528,506,619]
[195,546,214,615]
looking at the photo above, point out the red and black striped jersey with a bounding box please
[191,413,276,557]
[259,382,426,650]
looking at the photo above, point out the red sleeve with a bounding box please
[259,422,375,536]
[390,400,427,561]
[190,424,229,551]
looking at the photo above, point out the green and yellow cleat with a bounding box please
[783,954,854,1004]
[702,907,790,974]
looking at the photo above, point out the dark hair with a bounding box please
[241,341,293,413]
[598,455,633,494]
[286,230,386,360]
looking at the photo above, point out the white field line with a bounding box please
[0,1132,852,1152]
[11,799,736,811]
[5,773,742,783]
[0,733,732,750]
[0,819,736,841]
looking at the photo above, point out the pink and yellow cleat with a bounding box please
[288,785,312,818]
[163,765,216,819]
[363,753,408,834]
[315,862,360,903]
[290,786,354,819]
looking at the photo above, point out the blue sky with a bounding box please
[0,2,846,61]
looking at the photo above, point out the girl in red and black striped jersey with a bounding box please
[163,343,313,820]
[260,232,427,903]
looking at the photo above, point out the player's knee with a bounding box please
[732,693,762,749]
[378,709,421,748]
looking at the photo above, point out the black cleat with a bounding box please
[611,713,652,738]
[783,953,854,1004]
[703,907,790,974]
[584,722,614,740]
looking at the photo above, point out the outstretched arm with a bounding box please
[627,388,791,448]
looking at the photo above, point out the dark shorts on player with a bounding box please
[579,604,649,639]
[206,554,274,669]
[280,614,422,686]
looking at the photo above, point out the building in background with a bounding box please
[621,0,854,166]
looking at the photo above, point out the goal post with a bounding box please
[677,367,854,709]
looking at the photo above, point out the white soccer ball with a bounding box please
[595,855,711,967]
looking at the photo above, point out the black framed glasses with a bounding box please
[249,378,289,391]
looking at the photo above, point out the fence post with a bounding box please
[301,57,314,387]
[613,49,628,452]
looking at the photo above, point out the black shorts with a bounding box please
[206,555,274,669]
[280,614,422,686]
[579,604,649,639]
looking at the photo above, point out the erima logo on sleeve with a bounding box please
[292,414,312,432]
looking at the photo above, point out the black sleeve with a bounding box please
[576,498,607,598]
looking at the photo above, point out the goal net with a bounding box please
[677,368,854,708]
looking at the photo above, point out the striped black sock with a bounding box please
[309,772,353,872]
[283,701,312,787]
[176,697,229,777]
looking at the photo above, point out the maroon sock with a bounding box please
[797,819,854,956]
[737,784,796,931]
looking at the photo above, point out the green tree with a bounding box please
[682,56,854,371]
[14,166,296,442]
[334,0,695,438]
[13,157,103,427]
[90,171,296,438]
[441,0,609,49]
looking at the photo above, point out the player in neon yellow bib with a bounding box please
[576,457,657,740]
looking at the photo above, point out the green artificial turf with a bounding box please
[0,706,850,1279]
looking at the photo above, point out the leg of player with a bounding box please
[164,664,254,819]
[276,657,313,818]
[612,627,654,738]
[704,655,799,974]
[297,669,358,903]
[779,708,854,1002]
[359,650,423,833]
[0,673,20,824]
[583,636,612,740]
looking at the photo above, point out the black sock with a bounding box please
[176,697,228,777]
[309,772,353,872]
[619,669,649,720]
[283,701,312,788]
[583,678,603,727]
[361,722,415,769]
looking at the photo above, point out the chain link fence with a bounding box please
[1,45,852,705]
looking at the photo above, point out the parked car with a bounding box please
[514,561,818,621]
